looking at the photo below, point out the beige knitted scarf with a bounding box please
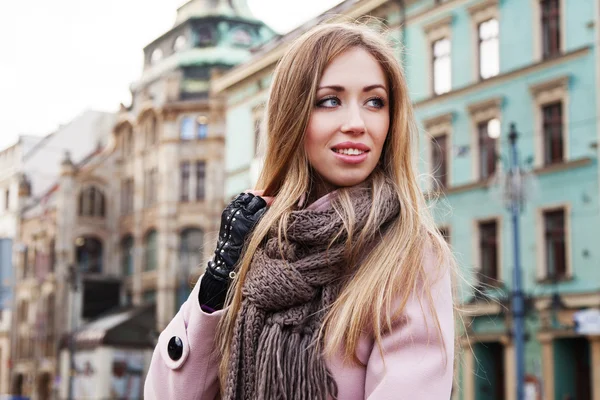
[223,185,401,400]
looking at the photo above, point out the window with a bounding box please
[542,102,563,165]
[544,209,566,280]
[423,16,453,97]
[468,97,502,181]
[196,161,206,201]
[231,28,253,47]
[431,134,448,190]
[477,120,498,179]
[180,162,190,202]
[173,35,187,51]
[121,178,134,215]
[479,220,499,284]
[424,112,453,192]
[151,48,163,64]
[469,0,500,81]
[22,247,29,279]
[529,76,568,168]
[78,186,106,218]
[196,26,214,46]
[541,0,561,59]
[197,116,208,139]
[75,236,103,274]
[478,19,499,79]
[49,238,56,273]
[144,230,158,271]
[4,189,8,210]
[121,235,134,276]
[432,38,451,95]
[180,116,208,140]
[144,168,158,207]
[180,117,195,140]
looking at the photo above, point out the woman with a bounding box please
[145,22,455,399]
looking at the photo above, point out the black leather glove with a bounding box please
[199,193,268,311]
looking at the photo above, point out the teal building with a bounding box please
[213,1,600,399]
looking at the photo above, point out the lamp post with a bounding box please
[507,123,526,400]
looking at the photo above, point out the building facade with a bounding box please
[0,135,42,396]
[9,1,273,397]
[114,0,273,331]
[213,0,600,399]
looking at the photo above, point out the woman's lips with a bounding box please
[331,149,369,164]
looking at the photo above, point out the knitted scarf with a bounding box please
[223,185,401,400]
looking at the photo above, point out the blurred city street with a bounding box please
[1,0,600,399]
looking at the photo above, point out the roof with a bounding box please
[65,304,157,350]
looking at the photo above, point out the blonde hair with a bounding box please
[217,21,455,387]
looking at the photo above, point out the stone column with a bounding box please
[462,339,475,400]
[539,333,554,400]
[590,336,600,400]
[502,339,516,400]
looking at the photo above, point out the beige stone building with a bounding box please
[9,1,273,397]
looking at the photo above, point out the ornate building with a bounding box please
[114,0,273,331]
[9,1,273,398]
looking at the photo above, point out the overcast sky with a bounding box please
[0,0,344,151]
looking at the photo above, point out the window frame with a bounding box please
[529,75,569,168]
[472,216,503,287]
[423,112,454,192]
[423,15,453,97]
[532,0,565,61]
[536,204,572,281]
[468,0,500,81]
[195,161,206,201]
[144,230,158,272]
[467,97,502,181]
[541,101,564,165]
[180,161,190,202]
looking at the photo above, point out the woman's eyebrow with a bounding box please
[317,84,387,92]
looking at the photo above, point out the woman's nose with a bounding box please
[341,104,366,134]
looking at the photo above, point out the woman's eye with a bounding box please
[317,97,341,108]
[366,97,385,108]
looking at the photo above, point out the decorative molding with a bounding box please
[529,75,570,98]
[422,15,454,35]
[422,112,454,130]
[467,96,503,116]
[467,0,499,17]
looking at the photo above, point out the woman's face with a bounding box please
[305,47,390,190]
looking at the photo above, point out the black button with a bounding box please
[167,336,183,361]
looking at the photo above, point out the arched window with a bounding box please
[78,186,106,218]
[75,236,103,273]
[144,230,158,271]
[121,235,134,276]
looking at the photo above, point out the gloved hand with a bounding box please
[199,192,268,312]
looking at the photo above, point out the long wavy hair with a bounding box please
[216,21,455,388]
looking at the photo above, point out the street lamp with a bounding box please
[507,123,526,400]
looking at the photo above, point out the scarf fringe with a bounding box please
[254,322,336,400]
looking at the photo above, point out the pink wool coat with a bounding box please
[144,196,454,399]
